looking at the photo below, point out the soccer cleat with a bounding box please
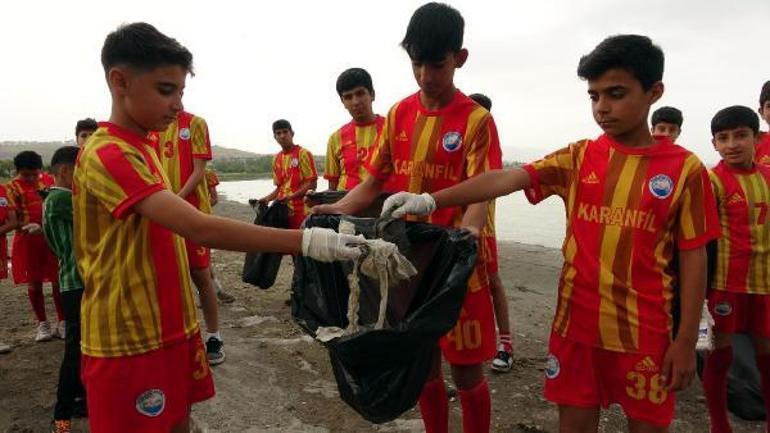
[54,321,66,340]
[51,419,71,433]
[491,349,513,373]
[206,336,226,365]
[35,322,53,342]
[216,290,235,304]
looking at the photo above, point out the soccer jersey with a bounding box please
[7,172,54,227]
[0,185,9,279]
[272,145,317,217]
[366,90,503,291]
[524,134,719,354]
[709,161,770,294]
[325,116,385,190]
[43,187,83,292]
[151,111,213,215]
[756,132,770,167]
[74,122,198,358]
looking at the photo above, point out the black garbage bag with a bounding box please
[242,201,289,289]
[292,214,477,423]
[305,191,392,218]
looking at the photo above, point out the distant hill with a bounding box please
[0,141,261,161]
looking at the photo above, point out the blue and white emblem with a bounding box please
[179,128,191,141]
[648,174,673,199]
[714,302,732,317]
[136,389,166,417]
[545,353,560,379]
[442,131,462,153]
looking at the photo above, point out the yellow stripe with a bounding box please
[408,116,436,193]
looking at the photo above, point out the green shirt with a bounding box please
[43,187,83,292]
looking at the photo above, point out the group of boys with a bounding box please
[5,2,770,433]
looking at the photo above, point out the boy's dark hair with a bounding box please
[760,80,770,108]
[577,35,664,91]
[401,2,464,63]
[468,93,492,111]
[101,22,193,75]
[336,68,374,97]
[272,119,293,133]
[711,105,759,136]
[651,106,683,128]
[75,118,98,136]
[51,146,80,169]
[13,151,43,170]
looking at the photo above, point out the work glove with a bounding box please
[381,192,437,219]
[302,227,366,262]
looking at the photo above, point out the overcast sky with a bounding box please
[1,0,768,164]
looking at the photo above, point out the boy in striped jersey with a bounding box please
[383,34,719,432]
[650,106,683,143]
[44,146,86,433]
[756,81,770,166]
[702,106,770,433]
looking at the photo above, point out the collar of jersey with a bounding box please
[599,133,672,156]
[98,121,151,149]
[352,115,383,127]
[718,160,757,174]
[280,145,299,155]
[414,90,462,116]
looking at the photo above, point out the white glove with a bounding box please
[302,227,366,262]
[381,192,437,219]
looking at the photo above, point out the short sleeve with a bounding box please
[190,117,212,160]
[299,149,318,181]
[324,132,341,181]
[523,143,581,204]
[272,155,281,186]
[5,183,17,210]
[676,162,720,250]
[464,112,502,178]
[707,170,724,206]
[364,105,395,181]
[85,143,165,219]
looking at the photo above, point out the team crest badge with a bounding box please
[135,389,165,417]
[545,353,560,379]
[442,131,462,153]
[290,158,299,168]
[179,128,191,140]
[0,198,7,207]
[714,302,732,316]
[649,174,673,199]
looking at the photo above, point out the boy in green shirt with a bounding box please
[43,146,85,433]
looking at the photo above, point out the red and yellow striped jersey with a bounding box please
[73,122,198,358]
[325,116,385,190]
[0,185,10,223]
[150,111,213,215]
[756,133,770,167]
[709,161,770,294]
[7,172,54,227]
[524,134,719,354]
[273,145,317,216]
[366,90,503,292]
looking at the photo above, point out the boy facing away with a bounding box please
[382,34,720,433]
[78,22,364,433]
[702,105,770,433]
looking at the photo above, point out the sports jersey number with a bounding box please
[625,372,668,404]
[755,203,768,225]
[163,141,174,158]
[192,346,210,381]
[446,320,482,351]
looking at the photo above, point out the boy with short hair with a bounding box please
[75,118,98,147]
[80,22,363,433]
[468,92,514,373]
[755,81,770,165]
[702,105,770,433]
[8,150,63,342]
[259,119,318,229]
[324,68,385,191]
[44,146,86,433]
[382,34,719,432]
[314,4,502,432]
[651,106,683,142]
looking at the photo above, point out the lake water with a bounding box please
[219,179,567,249]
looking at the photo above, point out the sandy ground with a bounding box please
[0,200,766,432]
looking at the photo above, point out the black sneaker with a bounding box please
[206,337,226,366]
[491,350,513,373]
[72,398,88,418]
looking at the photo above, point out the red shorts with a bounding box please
[0,236,7,280]
[439,266,496,365]
[483,236,499,275]
[185,239,210,270]
[11,232,58,284]
[82,333,215,433]
[544,332,675,427]
[708,290,770,339]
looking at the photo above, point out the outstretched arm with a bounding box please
[312,175,384,216]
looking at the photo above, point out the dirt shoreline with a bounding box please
[0,200,764,432]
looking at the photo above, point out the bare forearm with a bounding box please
[676,246,707,345]
[460,202,488,233]
[178,161,206,199]
[193,214,302,254]
[287,178,317,200]
[261,188,279,202]
[433,168,531,209]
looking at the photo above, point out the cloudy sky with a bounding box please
[1,0,768,164]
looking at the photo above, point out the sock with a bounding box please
[52,285,64,322]
[27,286,46,322]
[206,331,222,341]
[458,379,491,433]
[703,346,734,433]
[498,332,512,353]
[418,374,449,433]
[755,353,770,433]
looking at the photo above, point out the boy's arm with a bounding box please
[0,210,18,235]
[286,177,317,201]
[259,187,279,204]
[662,246,706,392]
[312,175,385,215]
[209,187,218,207]
[177,159,206,200]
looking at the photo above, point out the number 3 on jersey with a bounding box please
[163,141,175,158]
[626,372,668,404]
